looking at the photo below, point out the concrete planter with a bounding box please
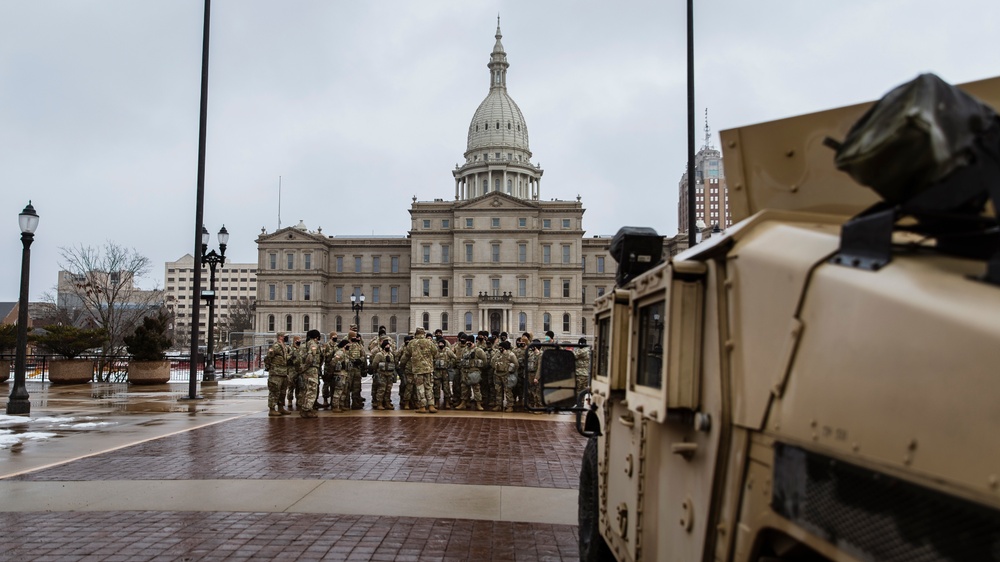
[0,359,9,383]
[127,360,171,385]
[48,359,94,385]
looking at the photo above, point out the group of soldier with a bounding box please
[264,325,591,419]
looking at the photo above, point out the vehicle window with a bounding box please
[596,316,610,379]
[635,301,664,389]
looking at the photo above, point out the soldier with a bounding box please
[344,330,368,410]
[490,340,518,412]
[479,333,495,409]
[404,327,437,413]
[265,333,292,416]
[451,332,467,402]
[396,335,416,409]
[370,339,397,410]
[456,335,488,411]
[512,336,528,408]
[287,336,302,409]
[320,331,339,409]
[432,337,457,409]
[328,339,350,413]
[526,339,543,411]
[297,330,323,418]
[574,337,592,398]
[368,325,396,354]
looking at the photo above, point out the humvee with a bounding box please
[540,75,1000,561]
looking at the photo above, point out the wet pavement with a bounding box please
[0,378,587,561]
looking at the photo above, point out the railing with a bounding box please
[0,346,269,384]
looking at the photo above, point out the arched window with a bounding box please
[390,315,397,333]
[441,312,449,332]
[483,179,488,192]
[336,315,343,332]
[494,179,500,191]
[518,312,527,332]
[422,312,430,330]
[303,315,310,332]
[285,315,293,332]
[465,312,473,331]
[563,313,571,333]
[507,179,512,193]
[543,313,551,332]
[267,314,275,332]
[582,318,587,335]
[371,316,379,334]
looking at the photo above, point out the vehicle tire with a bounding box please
[579,436,614,562]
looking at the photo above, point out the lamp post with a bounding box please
[7,202,38,415]
[350,292,365,331]
[200,224,228,382]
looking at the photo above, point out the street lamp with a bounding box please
[200,224,228,382]
[350,292,365,331]
[7,201,38,415]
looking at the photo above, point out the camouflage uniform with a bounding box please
[345,334,368,410]
[396,338,416,410]
[512,341,528,407]
[370,346,397,409]
[265,335,291,416]
[480,339,495,408]
[286,337,302,408]
[368,332,396,354]
[321,334,339,408]
[432,344,457,409]
[490,345,518,412]
[328,343,349,413]
[404,329,437,413]
[525,345,543,409]
[574,345,592,397]
[457,343,488,410]
[450,338,466,402]
[297,334,322,418]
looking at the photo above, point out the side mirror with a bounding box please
[539,348,578,408]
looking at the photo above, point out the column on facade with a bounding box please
[503,169,508,195]
[455,178,460,200]
[535,177,541,199]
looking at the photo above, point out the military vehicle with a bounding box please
[538,74,1000,561]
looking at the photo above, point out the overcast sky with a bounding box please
[1,0,997,301]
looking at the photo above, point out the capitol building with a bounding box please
[254,23,680,340]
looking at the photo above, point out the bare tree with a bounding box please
[218,297,256,348]
[58,242,163,380]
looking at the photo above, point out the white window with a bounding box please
[518,278,526,297]
[543,280,551,298]
[422,279,430,297]
[465,278,473,297]
[336,286,343,302]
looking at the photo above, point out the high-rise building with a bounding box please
[163,255,257,348]
[678,112,732,234]
[255,22,681,340]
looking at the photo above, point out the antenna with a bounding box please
[278,176,282,230]
[704,108,712,149]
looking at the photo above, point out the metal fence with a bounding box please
[0,345,269,384]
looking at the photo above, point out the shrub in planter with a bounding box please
[33,325,108,385]
[0,323,15,384]
[124,312,172,384]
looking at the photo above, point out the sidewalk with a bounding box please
[0,379,585,561]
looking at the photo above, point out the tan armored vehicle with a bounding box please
[539,74,1000,561]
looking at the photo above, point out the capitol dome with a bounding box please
[452,20,543,201]
[464,22,531,157]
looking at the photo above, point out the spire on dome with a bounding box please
[489,15,509,90]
